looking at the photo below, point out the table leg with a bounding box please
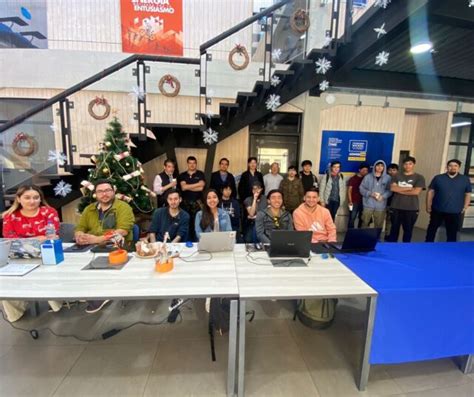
[358,295,377,391]
[459,355,473,374]
[227,299,238,397]
[237,299,246,397]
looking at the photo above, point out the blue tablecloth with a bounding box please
[337,242,474,364]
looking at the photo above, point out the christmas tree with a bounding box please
[78,117,154,213]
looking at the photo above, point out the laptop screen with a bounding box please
[269,231,312,258]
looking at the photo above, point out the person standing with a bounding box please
[300,160,319,193]
[178,156,206,242]
[238,157,264,202]
[319,161,346,221]
[388,156,425,242]
[210,157,237,198]
[347,163,369,228]
[384,163,399,241]
[263,162,283,193]
[279,165,304,213]
[425,159,472,242]
[153,159,178,208]
[359,160,392,229]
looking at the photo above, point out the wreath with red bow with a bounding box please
[290,9,310,34]
[12,132,38,157]
[158,74,181,97]
[228,44,250,71]
[88,96,111,120]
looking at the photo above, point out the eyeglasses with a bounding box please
[96,188,113,194]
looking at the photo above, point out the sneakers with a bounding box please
[85,300,111,314]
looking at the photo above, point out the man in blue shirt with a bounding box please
[149,190,190,243]
[425,159,472,242]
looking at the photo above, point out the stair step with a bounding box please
[274,69,295,76]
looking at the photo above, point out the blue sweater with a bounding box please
[149,207,190,241]
[195,208,232,239]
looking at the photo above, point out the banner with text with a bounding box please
[121,0,183,56]
[319,130,394,174]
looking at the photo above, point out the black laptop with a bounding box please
[319,228,382,253]
[268,230,312,267]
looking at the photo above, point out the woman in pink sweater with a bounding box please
[293,188,337,243]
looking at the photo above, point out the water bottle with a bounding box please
[45,220,56,240]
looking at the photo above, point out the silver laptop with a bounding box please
[198,231,236,252]
[0,240,12,266]
[7,238,42,259]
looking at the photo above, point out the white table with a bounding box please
[0,245,240,397]
[233,245,378,396]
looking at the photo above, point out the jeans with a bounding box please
[327,200,340,222]
[388,209,419,243]
[425,210,462,242]
[348,202,363,228]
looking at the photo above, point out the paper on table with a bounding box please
[0,263,40,276]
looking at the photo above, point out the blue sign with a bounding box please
[319,130,394,174]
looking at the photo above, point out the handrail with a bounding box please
[0,54,200,133]
[199,0,292,54]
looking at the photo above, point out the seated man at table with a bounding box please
[148,190,190,243]
[75,179,135,314]
[293,188,337,243]
[255,190,293,244]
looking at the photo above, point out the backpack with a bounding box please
[209,298,231,335]
[295,298,337,329]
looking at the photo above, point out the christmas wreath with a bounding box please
[228,44,250,71]
[290,9,310,34]
[88,96,111,120]
[158,74,181,97]
[12,132,38,157]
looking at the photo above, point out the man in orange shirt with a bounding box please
[293,188,337,242]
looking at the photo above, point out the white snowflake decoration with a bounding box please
[272,48,282,62]
[375,51,390,66]
[265,94,281,112]
[374,23,387,39]
[374,0,391,8]
[270,75,281,87]
[49,124,57,132]
[323,35,332,48]
[129,85,146,101]
[469,0,474,7]
[206,110,214,119]
[203,128,218,145]
[48,150,67,166]
[319,80,330,91]
[54,180,72,197]
[315,57,332,74]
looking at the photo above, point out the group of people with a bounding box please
[0,154,471,321]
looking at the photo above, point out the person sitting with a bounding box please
[148,190,189,243]
[220,184,241,234]
[279,165,304,213]
[210,157,237,198]
[255,190,294,244]
[195,189,232,239]
[243,181,267,243]
[1,185,62,322]
[75,179,135,314]
[293,188,337,243]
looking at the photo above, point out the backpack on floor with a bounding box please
[295,299,337,329]
[209,298,231,335]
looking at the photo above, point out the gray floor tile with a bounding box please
[0,344,12,358]
[244,372,321,397]
[53,343,157,397]
[0,345,84,397]
[401,381,474,397]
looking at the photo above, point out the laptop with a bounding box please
[198,231,236,252]
[325,228,382,253]
[268,230,312,267]
[0,240,12,266]
[7,238,42,259]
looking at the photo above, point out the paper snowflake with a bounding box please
[270,75,281,87]
[206,110,214,119]
[323,35,332,48]
[375,51,390,66]
[469,0,474,6]
[49,124,57,132]
[319,80,330,91]
[374,0,391,8]
[54,180,72,197]
[315,57,332,74]
[48,150,67,166]
[374,23,387,39]
[265,94,281,112]
[272,48,282,62]
[203,128,218,145]
[129,85,146,101]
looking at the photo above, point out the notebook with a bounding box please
[0,263,40,276]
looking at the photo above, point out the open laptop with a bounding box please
[7,238,42,259]
[0,240,12,266]
[324,228,382,253]
[198,231,236,252]
[268,230,312,267]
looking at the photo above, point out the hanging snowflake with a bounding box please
[129,85,146,101]
[270,75,281,87]
[272,48,282,62]
[374,23,387,39]
[49,124,57,132]
[323,35,332,48]
[469,0,474,6]
[265,94,281,112]
[48,150,67,166]
[374,0,391,8]
[319,80,330,92]
[315,57,332,74]
[206,110,214,119]
[203,128,218,145]
[54,180,72,197]
[375,51,390,66]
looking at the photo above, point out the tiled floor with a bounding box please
[0,228,472,396]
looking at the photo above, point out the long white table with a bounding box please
[232,245,378,396]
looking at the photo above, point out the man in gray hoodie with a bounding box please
[359,160,392,229]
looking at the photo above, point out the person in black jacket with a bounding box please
[210,157,237,198]
[238,157,264,202]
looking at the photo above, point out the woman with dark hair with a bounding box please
[238,157,264,202]
[195,189,232,239]
[255,189,294,244]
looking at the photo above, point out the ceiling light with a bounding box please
[410,42,433,54]
[451,121,472,128]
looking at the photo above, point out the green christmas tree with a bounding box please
[78,117,154,213]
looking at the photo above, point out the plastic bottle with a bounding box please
[45,220,56,240]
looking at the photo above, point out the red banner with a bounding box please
[120,0,183,56]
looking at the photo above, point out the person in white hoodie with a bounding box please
[359,160,392,229]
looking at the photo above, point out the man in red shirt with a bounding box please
[347,163,369,228]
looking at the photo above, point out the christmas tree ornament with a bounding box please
[158,74,181,97]
[54,180,72,197]
[122,170,141,181]
[92,193,97,199]
[116,193,133,203]
[114,151,130,161]
[81,180,95,191]
[91,155,97,163]
[105,141,112,147]
[88,96,111,120]
[228,44,250,71]
[265,94,281,112]
[141,185,157,197]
